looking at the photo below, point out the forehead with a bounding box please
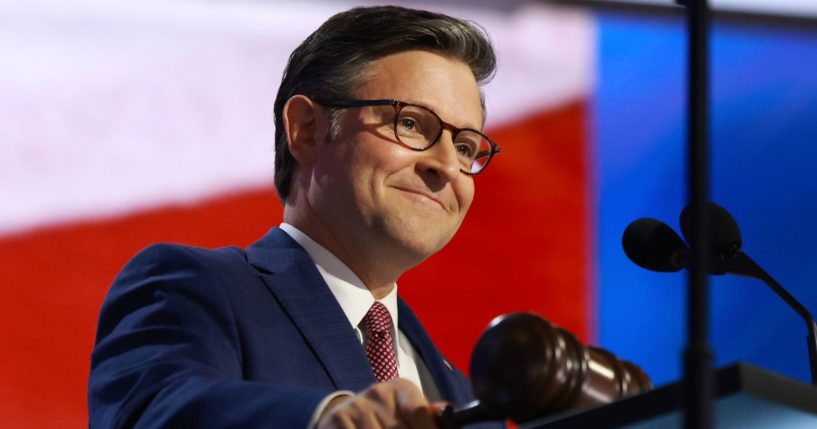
[354,50,485,129]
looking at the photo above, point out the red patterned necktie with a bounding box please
[362,301,399,382]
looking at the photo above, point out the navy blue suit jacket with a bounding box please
[89,228,503,428]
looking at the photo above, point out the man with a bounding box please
[89,5,502,428]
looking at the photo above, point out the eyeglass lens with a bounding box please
[393,105,492,174]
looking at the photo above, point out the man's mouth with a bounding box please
[392,186,447,210]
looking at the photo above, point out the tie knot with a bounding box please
[363,301,393,337]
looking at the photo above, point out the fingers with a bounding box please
[394,381,438,429]
[316,379,440,429]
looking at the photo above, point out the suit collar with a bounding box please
[246,228,376,392]
[278,223,401,337]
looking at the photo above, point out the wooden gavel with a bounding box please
[438,312,653,427]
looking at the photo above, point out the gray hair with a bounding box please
[273,5,497,202]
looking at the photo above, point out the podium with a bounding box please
[521,363,817,428]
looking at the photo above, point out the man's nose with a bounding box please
[416,131,462,183]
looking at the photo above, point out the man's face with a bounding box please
[307,50,483,268]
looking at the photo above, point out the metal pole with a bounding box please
[677,0,714,427]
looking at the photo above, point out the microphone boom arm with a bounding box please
[723,252,817,385]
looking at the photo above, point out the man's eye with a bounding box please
[455,143,476,159]
[397,118,419,132]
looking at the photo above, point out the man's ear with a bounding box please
[282,95,326,166]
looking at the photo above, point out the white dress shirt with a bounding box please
[279,223,442,426]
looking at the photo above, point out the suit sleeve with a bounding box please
[88,244,332,429]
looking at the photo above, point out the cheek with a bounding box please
[353,140,414,181]
[369,139,415,164]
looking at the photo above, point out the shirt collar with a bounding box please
[279,223,399,331]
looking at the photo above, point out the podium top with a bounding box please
[521,363,817,429]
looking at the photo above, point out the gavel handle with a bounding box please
[436,401,500,429]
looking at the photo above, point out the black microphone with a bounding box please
[622,207,747,276]
[622,218,687,273]
[679,202,742,275]
[622,202,817,384]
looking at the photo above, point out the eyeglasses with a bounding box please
[313,98,500,175]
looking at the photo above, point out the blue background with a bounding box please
[595,11,817,386]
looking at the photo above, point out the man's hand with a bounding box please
[316,379,443,429]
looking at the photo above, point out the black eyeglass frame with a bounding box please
[313,98,501,175]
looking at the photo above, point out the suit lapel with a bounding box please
[246,228,375,392]
[397,298,473,406]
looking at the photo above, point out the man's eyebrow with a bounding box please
[400,98,435,111]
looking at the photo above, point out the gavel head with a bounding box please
[468,313,652,422]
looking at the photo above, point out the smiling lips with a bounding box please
[392,186,448,210]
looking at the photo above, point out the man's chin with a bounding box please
[392,229,456,264]
[370,212,461,260]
